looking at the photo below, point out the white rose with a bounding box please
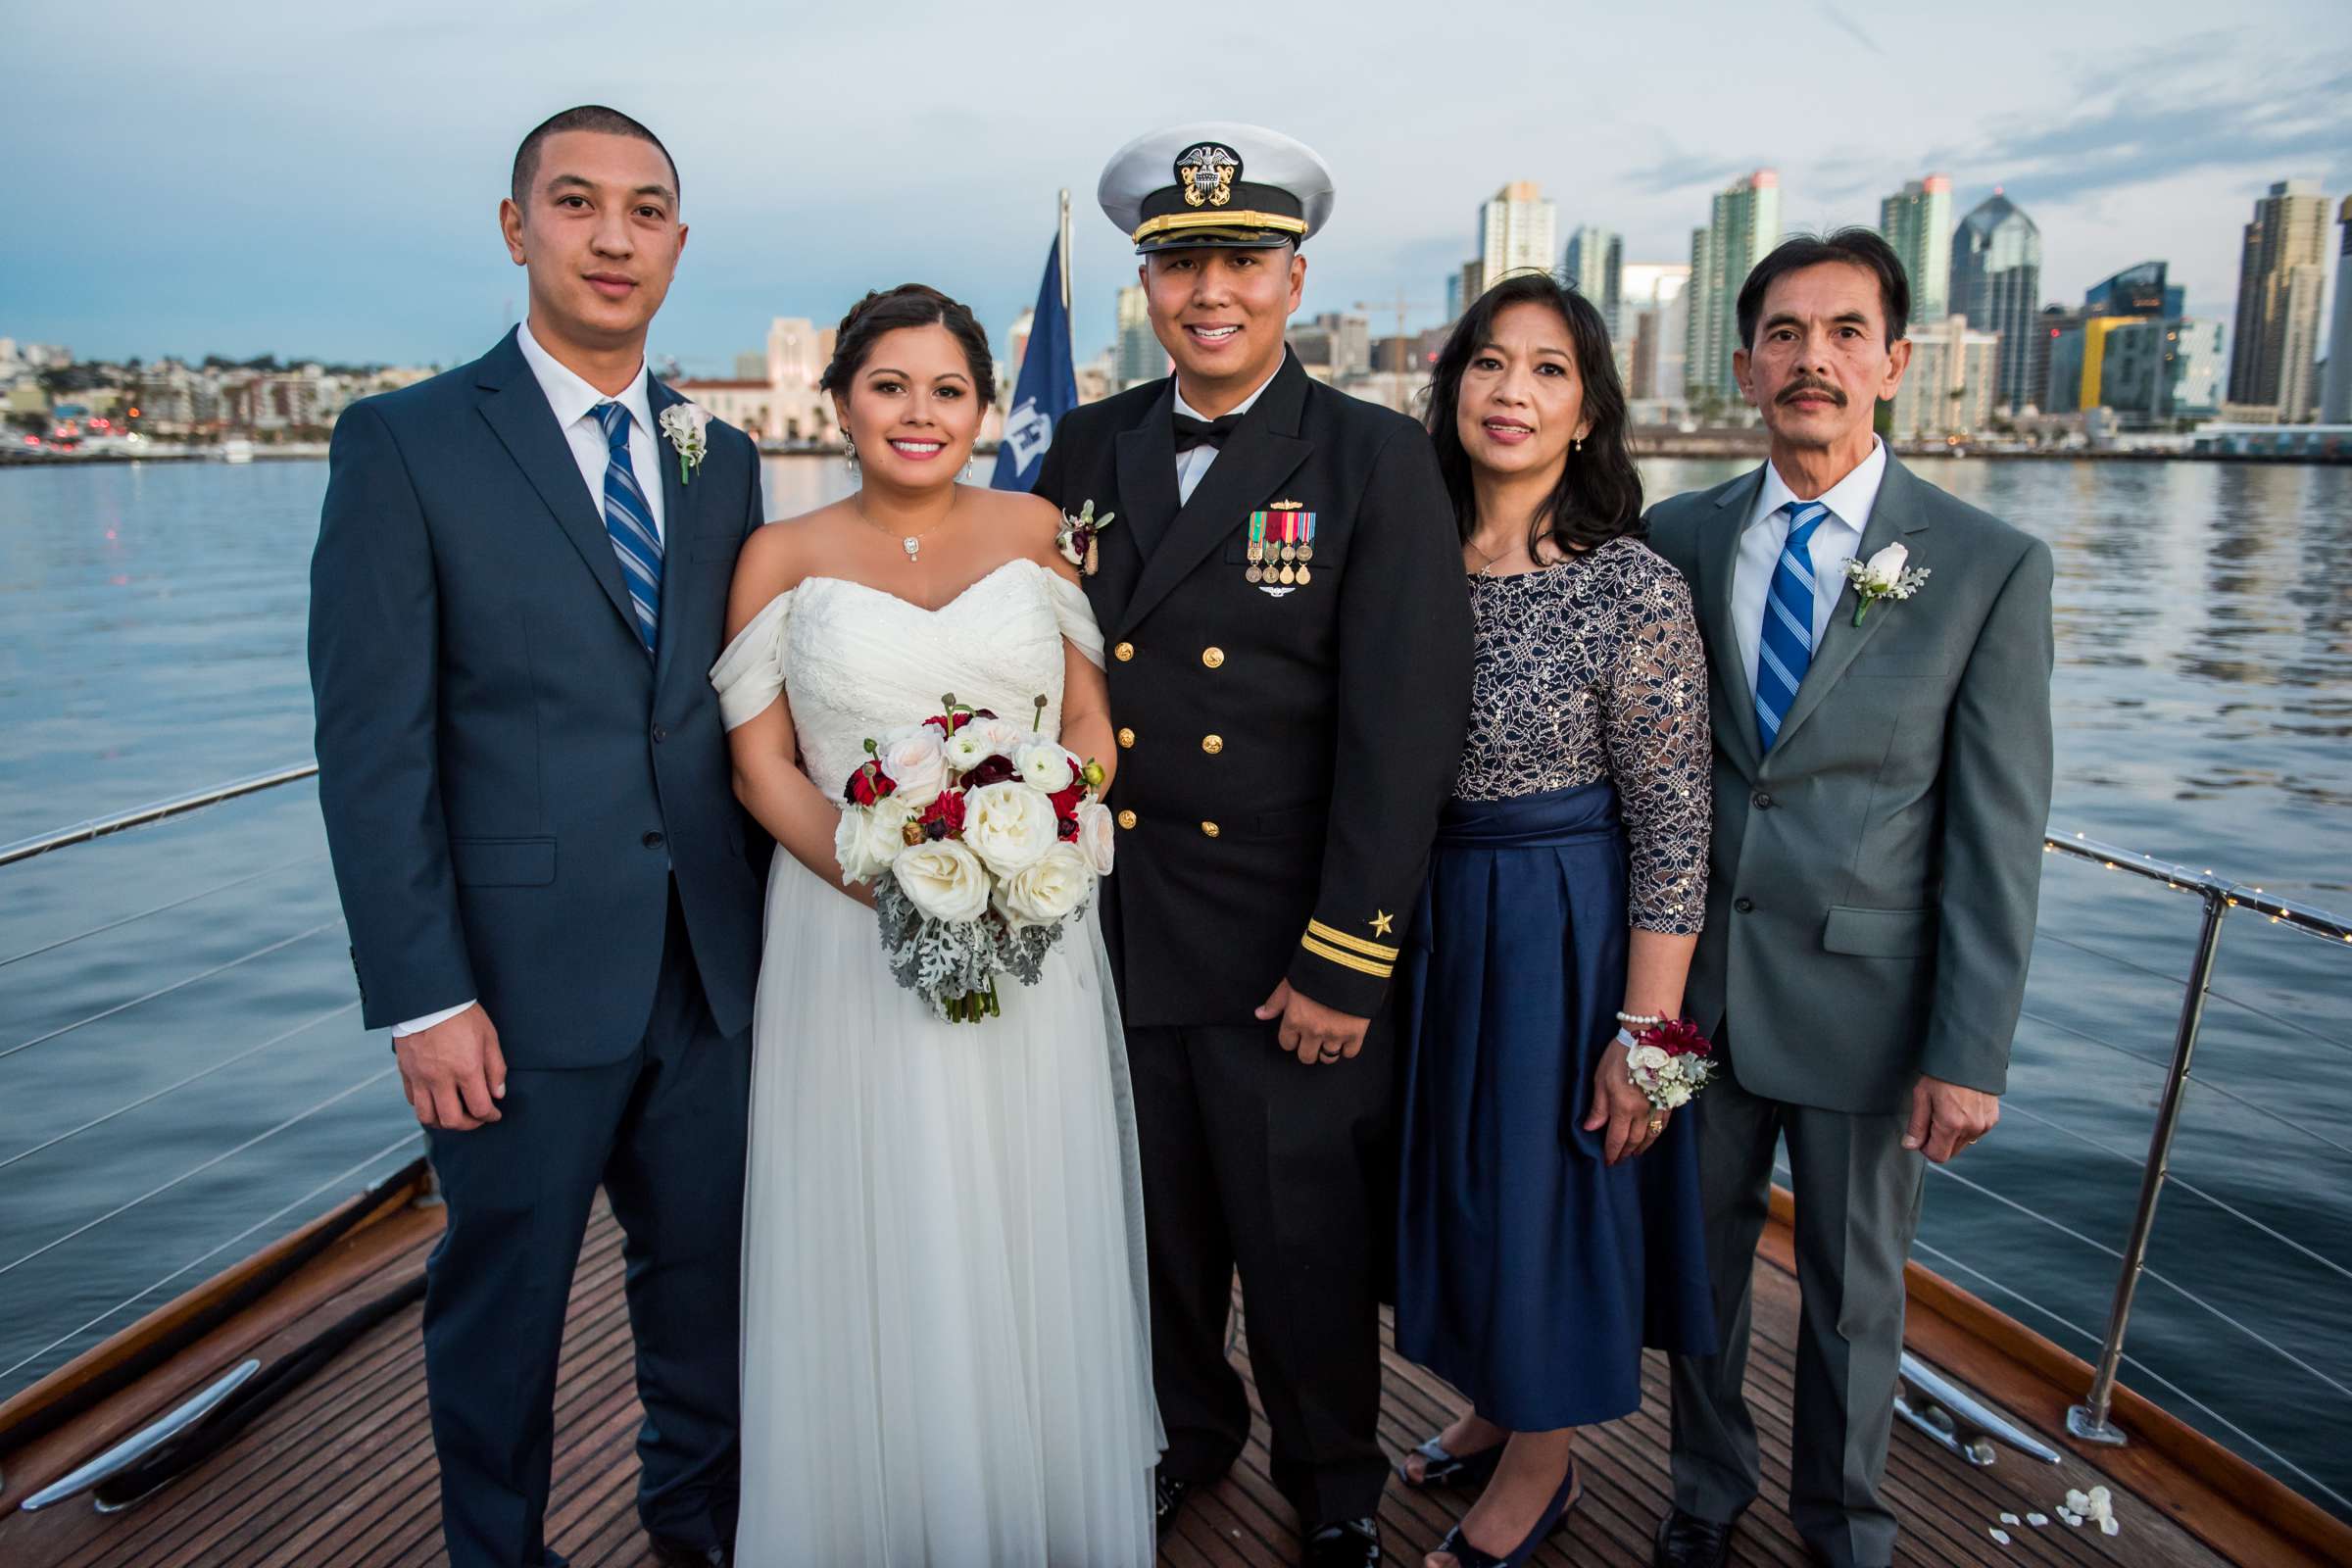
[941,729,991,773]
[1075,801,1116,876]
[875,727,948,808]
[961,781,1060,876]
[1015,741,1076,794]
[1856,542,1910,591]
[891,838,990,922]
[1629,1044,1671,1073]
[1663,1083,1693,1108]
[968,716,1032,760]
[994,842,1095,928]
[833,796,915,883]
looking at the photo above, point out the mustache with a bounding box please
[1778,378,1847,407]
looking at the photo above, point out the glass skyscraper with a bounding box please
[1878,174,1952,323]
[1951,191,2042,412]
[1684,171,1781,408]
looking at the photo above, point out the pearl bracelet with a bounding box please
[1615,1010,1666,1028]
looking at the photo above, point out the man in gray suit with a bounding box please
[1643,228,2053,1568]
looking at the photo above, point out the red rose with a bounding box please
[844,760,896,807]
[920,789,966,839]
[966,754,1016,788]
[1048,783,1085,818]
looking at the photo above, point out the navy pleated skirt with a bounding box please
[1396,781,1716,1431]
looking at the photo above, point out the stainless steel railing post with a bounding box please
[2068,885,2230,1446]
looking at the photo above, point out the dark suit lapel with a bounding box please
[1117,355,1311,638]
[1701,468,1767,768]
[648,374,700,691]
[1769,455,1931,755]
[475,330,640,643]
[1113,380,1180,562]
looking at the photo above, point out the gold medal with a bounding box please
[1281,542,1298,564]
[1280,563,1297,585]
[1246,564,1263,584]
[1297,543,1314,564]
[1296,564,1312,585]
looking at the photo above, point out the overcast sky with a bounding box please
[7,1,2346,373]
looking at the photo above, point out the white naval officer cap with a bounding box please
[1098,122,1336,255]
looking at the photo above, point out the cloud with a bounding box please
[1815,3,1887,58]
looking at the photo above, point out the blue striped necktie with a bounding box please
[593,401,662,655]
[1755,500,1830,752]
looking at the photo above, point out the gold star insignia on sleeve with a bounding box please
[1370,910,1395,939]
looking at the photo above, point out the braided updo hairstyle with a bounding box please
[819,284,997,405]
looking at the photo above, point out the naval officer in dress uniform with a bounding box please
[1033,122,1473,1568]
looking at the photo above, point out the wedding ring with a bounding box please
[1646,1118,1664,1134]
[1317,1046,1342,1062]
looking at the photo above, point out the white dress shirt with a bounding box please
[391,322,666,1040]
[1172,361,1283,504]
[1732,437,1887,699]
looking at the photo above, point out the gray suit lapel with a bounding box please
[1699,469,1766,768]
[1767,456,1931,758]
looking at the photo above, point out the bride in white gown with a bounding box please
[710,286,1159,1566]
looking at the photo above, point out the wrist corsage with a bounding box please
[1620,1016,1716,1109]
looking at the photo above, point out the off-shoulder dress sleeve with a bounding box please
[710,589,797,730]
[1043,570,1104,668]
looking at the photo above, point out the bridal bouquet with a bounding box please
[1625,1018,1717,1110]
[834,694,1113,1022]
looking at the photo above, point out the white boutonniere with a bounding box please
[1055,500,1117,576]
[658,402,710,484]
[1842,543,1931,626]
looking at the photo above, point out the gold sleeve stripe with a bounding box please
[1299,934,1394,979]
[1304,920,1400,961]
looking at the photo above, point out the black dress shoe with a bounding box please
[1653,1508,1737,1568]
[1301,1515,1381,1567]
[1155,1473,1197,1538]
[647,1537,730,1567]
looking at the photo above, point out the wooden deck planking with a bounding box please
[0,1195,2325,1567]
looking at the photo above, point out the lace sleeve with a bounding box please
[710,589,797,730]
[1599,555,1711,935]
[1042,570,1105,668]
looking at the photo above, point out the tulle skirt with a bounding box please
[734,853,1161,1567]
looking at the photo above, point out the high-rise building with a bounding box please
[1287,311,1371,382]
[1459,259,1488,315]
[1888,314,2001,440]
[2228,178,2331,421]
[1878,175,1953,322]
[2323,197,2352,423]
[1113,286,1161,389]
[1445,270,1465,322]
[1950,190,2042,411]
[1479,181,1557,288]
[1684,171,1782,407]
[1562,225,1624,333]
[2040,262,2217,426]
[1619,262,1690,406]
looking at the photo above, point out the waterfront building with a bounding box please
[1288,311,1371,383]
[1619,262,1690,409]
[1445,270,1465,322]
[1480,181,1557,288]
[2323,197,2352,423]
[1114,285,1162,389]
[2227,178,2330,421]
[1886,314,2000,440]
[1951,191,2042,411]
[1879,174,1952,322]
[1685,170,1781,410]
[1561,225,1623,333]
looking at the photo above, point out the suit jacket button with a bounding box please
[1200,734,1223,755]
[1117,727,1136,749]
[1200,821,1220,838]
[1113,641,1136,662]
[1733,896,1755,913]
[643,831,665,849]
[1116,809,1138,830]
[1751,791,1772,809]
[1200,646,1225,668]
[653,724,668,744]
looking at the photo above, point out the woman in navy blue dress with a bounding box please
[1395,272,1716,1568]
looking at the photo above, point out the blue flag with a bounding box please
[992,234,1077,492]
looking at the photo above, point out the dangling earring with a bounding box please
[1573,435,1585,454]
[962,456,975,483]
[842,432,858,474]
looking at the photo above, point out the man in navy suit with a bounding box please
[309,106,766,1568]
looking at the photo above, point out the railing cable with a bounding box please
[0,1065,396,1283]
[0,1002,360,1176]
[0,1131,419,1388]
[0,917,344,1063]
[2022,1006,2352,1159]
[2035,927,2352,1054]
[0,853,323,970]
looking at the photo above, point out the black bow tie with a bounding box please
[1172,412,1245,453]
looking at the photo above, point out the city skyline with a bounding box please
[4,2,2347,373]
